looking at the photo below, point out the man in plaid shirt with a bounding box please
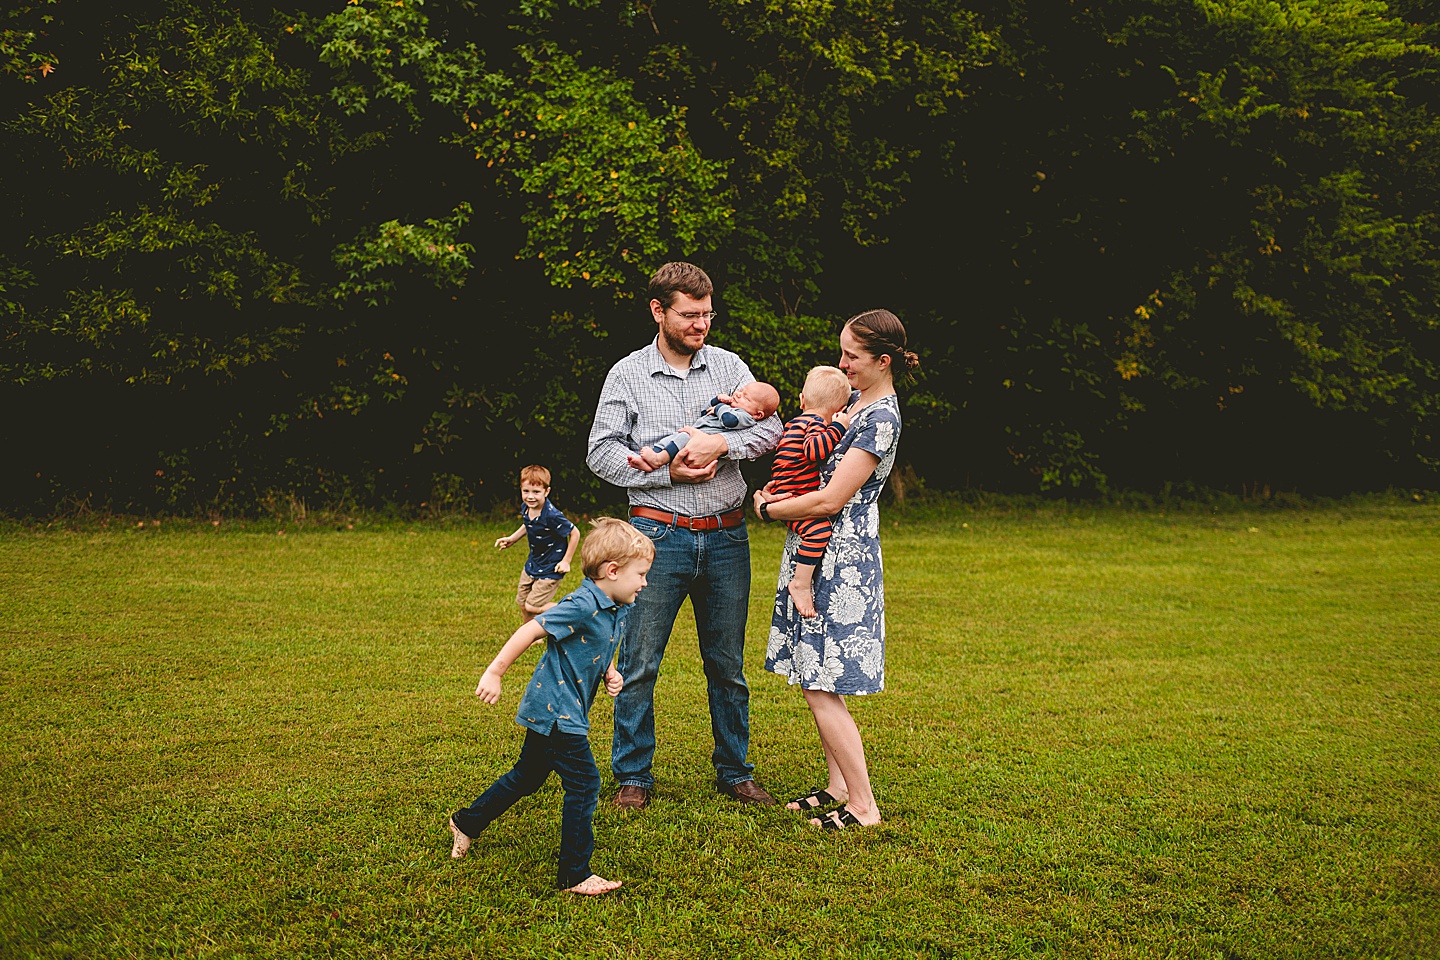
[587,262,783,810]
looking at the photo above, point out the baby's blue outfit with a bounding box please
[650,397,757,459]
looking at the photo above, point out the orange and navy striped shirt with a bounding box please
[770,414,847,497]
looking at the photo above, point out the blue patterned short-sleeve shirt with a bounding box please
[521,499,576,580]
[515,579,629,735]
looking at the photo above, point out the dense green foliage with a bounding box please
[2,0,1437,513]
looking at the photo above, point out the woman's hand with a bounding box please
[753,486,794,515]
[756,480,792,502]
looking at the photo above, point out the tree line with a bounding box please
[3,0,1437,514]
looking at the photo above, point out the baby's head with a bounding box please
[800,366,851,415]
[730,381,780,420]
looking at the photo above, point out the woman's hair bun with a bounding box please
[845,309,918,379]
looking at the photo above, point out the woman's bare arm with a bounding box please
[756,448,880,521]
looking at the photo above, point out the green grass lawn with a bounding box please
[2,503,1438,958]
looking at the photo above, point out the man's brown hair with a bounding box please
[647,262,714,309]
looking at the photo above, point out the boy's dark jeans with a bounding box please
[451,727,601,889]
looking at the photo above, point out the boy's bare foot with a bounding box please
[565,874,622,896]
[626,453,655,472]
[788,580,818,618]
[449,818,471,859]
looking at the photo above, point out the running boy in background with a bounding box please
[765,366,853,618]
[627,381,781,472]
[450,518,654,896]
[495,465,580,622]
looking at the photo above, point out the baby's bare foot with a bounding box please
[788,581,817,618]
[627,454,655,472]
[566,874,622,896]
[449,818,471,859]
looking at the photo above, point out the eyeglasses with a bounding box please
[666,306,718,323]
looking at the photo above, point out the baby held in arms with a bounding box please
[627,381,781,472]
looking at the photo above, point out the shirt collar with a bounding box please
[577,577,622,612]
[646,336,708,378]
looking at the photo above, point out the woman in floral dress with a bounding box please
[753,309,919,829]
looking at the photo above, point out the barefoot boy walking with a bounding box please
[450,518,654,895]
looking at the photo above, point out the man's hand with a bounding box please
[604,665,624,697]
[669,429,723,484]
[670,457,719,484]
[475,670,503,704]
[675,428,728,468]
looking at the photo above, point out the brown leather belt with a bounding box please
[630,506,744,532]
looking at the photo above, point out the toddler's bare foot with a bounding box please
[566,874,622,896]
[788,580,818,618]
[449,818,471,859]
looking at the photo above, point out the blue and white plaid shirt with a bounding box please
[587,338,782,517]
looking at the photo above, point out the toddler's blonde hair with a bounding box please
[802,366,851,413]
[580,518,655,578]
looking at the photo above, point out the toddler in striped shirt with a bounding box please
[765,366,853,618]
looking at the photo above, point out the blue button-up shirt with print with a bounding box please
[521,499,576,580]
[515,579,630,736]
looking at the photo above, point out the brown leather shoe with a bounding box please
[717,779,777,805]
[612,784,650,810]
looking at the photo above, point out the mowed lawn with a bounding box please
[2,503,1438,958]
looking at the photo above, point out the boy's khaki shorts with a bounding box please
[516,572,562,614]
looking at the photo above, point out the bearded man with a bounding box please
[586,261,782,809]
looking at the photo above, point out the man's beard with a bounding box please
[661,321,699,357]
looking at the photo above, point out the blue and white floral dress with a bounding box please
[765,393,901,695]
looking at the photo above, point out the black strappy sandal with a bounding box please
[786,788,837,811]
[815,804,864,830]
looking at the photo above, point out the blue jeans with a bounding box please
[614,515,754,789]
[451,727,600,889]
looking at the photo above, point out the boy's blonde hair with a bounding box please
[802,366,851,412]
[519,464,551,488]
[580,518,655,578]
